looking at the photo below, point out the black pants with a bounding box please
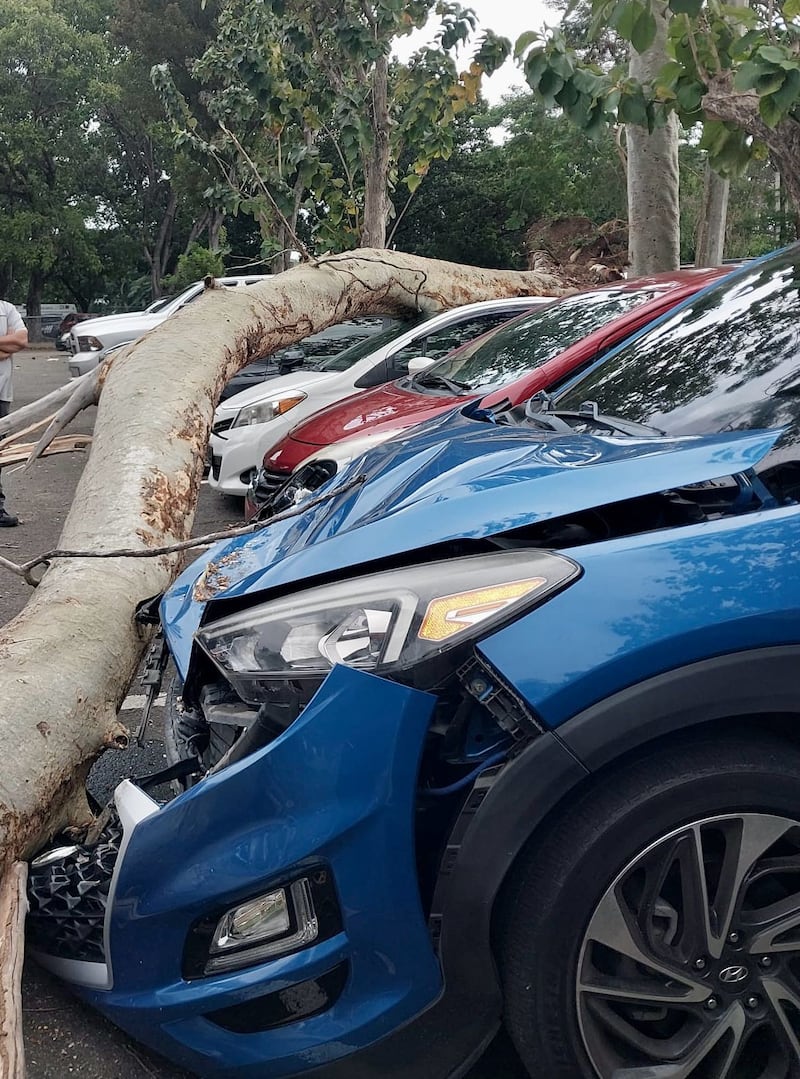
[0,400,9,511]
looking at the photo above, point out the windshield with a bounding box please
[555,248,800,440]
[418,288,659,392]
[146,296,174,314]
[315,317,424,372]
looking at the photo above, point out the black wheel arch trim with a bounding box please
[558,644,800,770]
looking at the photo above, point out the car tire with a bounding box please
[498,731,800,1079]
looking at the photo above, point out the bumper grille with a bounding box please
[211,454,222,480]
[27,818,122,963]
[212,417,233,435]
[250,461,338,518]
[252,467,291,502]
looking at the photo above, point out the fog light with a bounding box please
[205,879,318,975]
[212,889,290,952]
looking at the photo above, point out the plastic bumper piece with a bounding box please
[208,430,261,496]
[76,665,442,1078]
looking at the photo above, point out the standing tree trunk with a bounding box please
[208,209,225,252]
[703,72,800,216]
[0,250,569,1074]
[627,1,680,276]
[361,53,392,248]
[24,270,45,320]
[695,163,729,266]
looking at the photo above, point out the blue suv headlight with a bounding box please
[196,550,580,703]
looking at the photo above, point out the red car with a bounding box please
[247,268,733,517]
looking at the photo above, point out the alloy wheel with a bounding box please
[577,813,800,1077]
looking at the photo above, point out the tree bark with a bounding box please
[0,864,26,1079]
[361,53,392,248]
[695,163,729,266]
[627,1,680,276]
[24,270,44,321]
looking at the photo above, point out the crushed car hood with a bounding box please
[163,413,782,676]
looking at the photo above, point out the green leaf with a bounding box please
[538,67,566,104]
[758,45,791,64]
[675,78,705,112]
[765,66,800,116]
[729,29,764,59]
[618,90,648,124]
[657,59,685,88]
[755,68,790,94]
[549,49,575,80]
[668,0,703,15]
[631,7,657,51]
[523,49,548,90]
[555,79,580,108]
[514,30,540,58]
[612,0,646,42]
[759,91,783,127]
[785,0,800,18]
[734,60,765,91]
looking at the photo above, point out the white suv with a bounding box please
[67,275,271,377]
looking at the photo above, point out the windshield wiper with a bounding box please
[413,371,471,394]
[527,400,665,437]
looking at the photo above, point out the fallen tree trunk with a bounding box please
[0,249,568,1074]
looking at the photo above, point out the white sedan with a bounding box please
[208,296,550,496]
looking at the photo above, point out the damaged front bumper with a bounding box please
[28,666,443,1079]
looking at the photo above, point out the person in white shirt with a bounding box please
[0,300,29,527]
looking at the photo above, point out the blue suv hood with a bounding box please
[163,412,781,677]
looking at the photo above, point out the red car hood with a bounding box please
[266,381,466,471]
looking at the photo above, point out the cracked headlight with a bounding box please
[232,393,306,428]
[196,550,579,702]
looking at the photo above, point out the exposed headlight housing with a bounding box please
[232,393,306,428]
[196,550,580,702]
[77,335,103,351]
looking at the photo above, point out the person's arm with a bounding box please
[0,328,28,355]
[0,305,28,357]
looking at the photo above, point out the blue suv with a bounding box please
[27,244,800,1079]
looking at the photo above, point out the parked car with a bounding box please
[220,318,398,402]
[29,245,800,1079]
[67,276,271,377]
[208,296,552,496]
[246,267,732,518]
[55,313,96,350]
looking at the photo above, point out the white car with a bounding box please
[208,296,550,496]
[67,275,271,377]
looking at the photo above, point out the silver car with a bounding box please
[67,276,271,377]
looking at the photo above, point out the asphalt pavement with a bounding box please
[2,348,527,1079]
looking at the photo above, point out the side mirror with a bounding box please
[278,348,305,375]
[407,355,433,376]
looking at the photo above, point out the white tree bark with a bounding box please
[0,865,26,1078]
[0,249,568,1072]
[695,163,729,266]
[627,1,680,276]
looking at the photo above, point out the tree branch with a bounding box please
[218,123,311,261]
[0,474,368,587]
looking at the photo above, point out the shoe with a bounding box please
[0,511,19,527]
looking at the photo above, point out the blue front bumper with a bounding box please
[47,666,442,1078]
